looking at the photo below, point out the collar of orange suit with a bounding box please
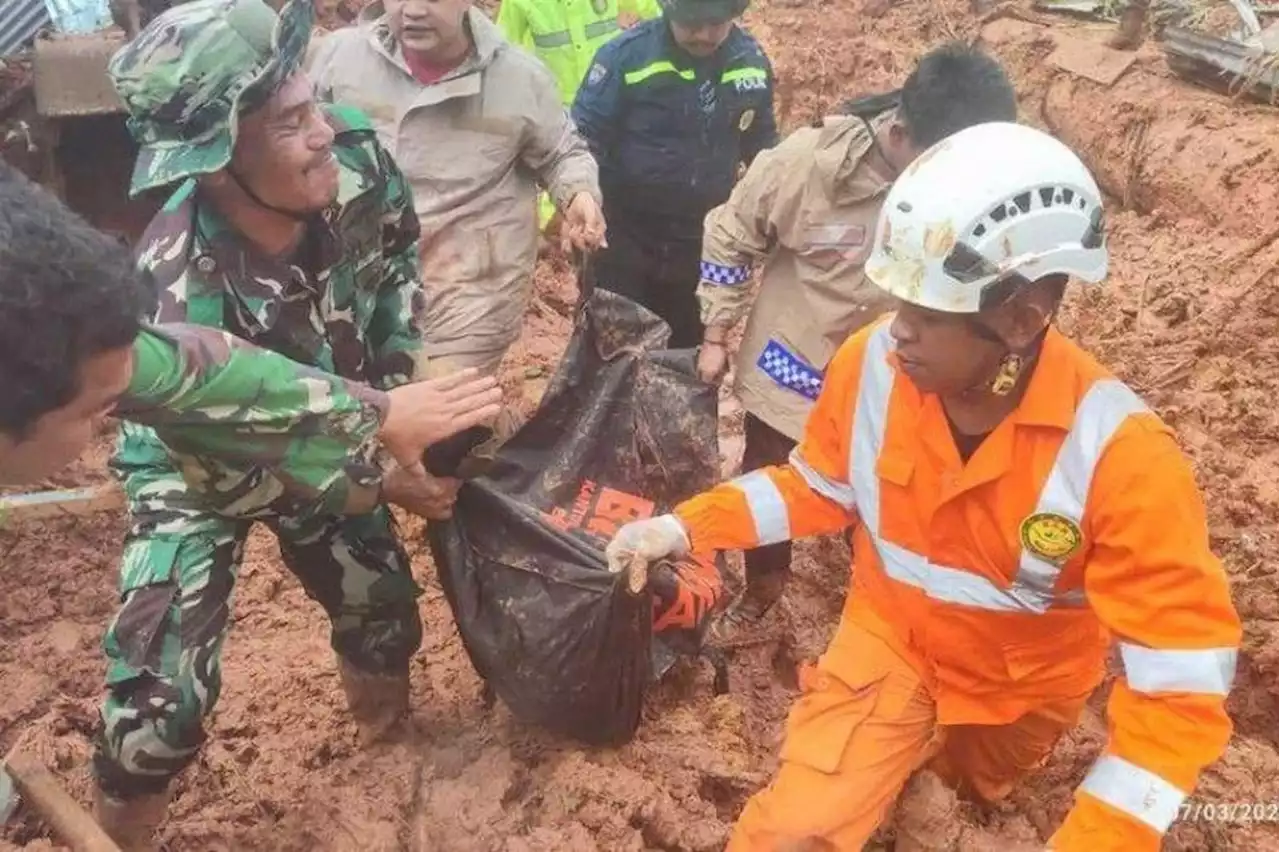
[879,325,1082,488]
[884,324,1079,433]
[880,322,1090,483]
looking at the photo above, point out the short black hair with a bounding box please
[899,41,1018,149]
[0,164,156,438]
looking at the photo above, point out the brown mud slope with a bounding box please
[3,1,1278,850]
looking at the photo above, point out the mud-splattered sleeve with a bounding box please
[117,324,388,516]
[525,59,602,211]
[365,139,426,390]
[698,136,800,330]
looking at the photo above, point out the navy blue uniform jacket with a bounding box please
[571,18,778,237]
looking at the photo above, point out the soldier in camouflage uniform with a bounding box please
[0,160,500,496]
[96,0,443,845]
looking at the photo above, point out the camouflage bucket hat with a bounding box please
[108,0,314,197]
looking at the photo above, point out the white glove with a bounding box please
[605,514,691,593]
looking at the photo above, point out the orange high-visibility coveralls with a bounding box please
[673,318,1241,851]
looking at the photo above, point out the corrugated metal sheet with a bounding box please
[0,0,53,57]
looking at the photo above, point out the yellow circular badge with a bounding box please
[738,109,755,132]
[1020,512,1083,565]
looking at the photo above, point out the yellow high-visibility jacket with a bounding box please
[497,0,662,106]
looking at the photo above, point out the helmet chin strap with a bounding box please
[227,165,313,222]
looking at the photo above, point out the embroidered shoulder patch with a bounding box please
[1020,512,1083,565]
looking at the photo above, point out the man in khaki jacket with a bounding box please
[696,43,1018,634]
[308,0,605,378]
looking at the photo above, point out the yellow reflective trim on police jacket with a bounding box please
[531,29,574,48]
[624,60,696,85]
[721,66,768,85]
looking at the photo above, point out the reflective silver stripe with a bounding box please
[878,540,1049,612]
[849,324,895,537]
[873,541,1085,612]
[1014,379,1148,605]
[788,447,857,509]
[732,470,791,545]
[847,325,1138,614]
[1078,754,1185,834]
[1120,644,1237,695]
[531,29,573,47]
[583,18,620,38]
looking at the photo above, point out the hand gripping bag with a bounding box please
[424,286,729,746]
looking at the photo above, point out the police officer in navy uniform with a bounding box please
[571,0,777,349]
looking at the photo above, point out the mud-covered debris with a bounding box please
[892,771,964,851]
[32,31,127,118]
[637,793,729,851]
[1162,23,1279,102]
[1047,33,1139,84]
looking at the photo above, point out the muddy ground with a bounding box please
[2,0,1278,850]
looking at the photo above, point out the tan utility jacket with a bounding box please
[308,7,601,371]
[697,114,895,441]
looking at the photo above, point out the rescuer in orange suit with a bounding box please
[604,121,1242,850]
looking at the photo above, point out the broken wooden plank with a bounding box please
[1,749,121,852]
[1048,33,1140,85]
[0,483,123,523]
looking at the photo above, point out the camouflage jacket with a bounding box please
[135,103,424,387]
[114,104,422,517]
[117,323,388,517]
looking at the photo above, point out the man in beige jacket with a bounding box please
[308,0,606,378]
[695,43,1019,636]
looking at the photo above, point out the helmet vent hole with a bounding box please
[989,205,1007,223]
[1013,192,1031,214]
[1061,188,1075,205]
[1039,187,1055,207]
[897,201,913,213]
[972,223,987,238]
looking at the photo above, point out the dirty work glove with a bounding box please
[605,515,691,593]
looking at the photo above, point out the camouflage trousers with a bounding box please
[92,462,423,800]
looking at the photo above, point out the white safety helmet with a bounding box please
[864,122,1107,314]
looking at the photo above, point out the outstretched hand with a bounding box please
[381,369,502,478]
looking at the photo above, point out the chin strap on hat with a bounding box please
[226,165,314,222]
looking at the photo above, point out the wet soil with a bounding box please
[2,1,1277,850]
